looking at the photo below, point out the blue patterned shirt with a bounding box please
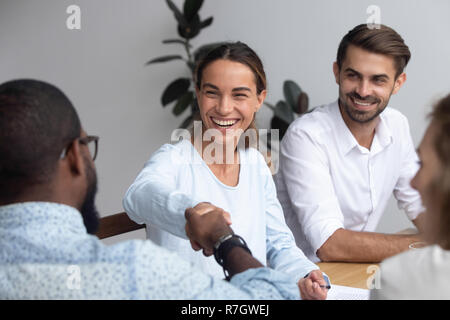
[0,202,300,299]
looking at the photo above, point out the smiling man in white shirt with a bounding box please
[274,24,426,263]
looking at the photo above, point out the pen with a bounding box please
[304,272,332,290]
[319,284,331,290]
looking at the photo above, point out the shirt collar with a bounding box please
[0,201,87,235]
[331,99,393,156]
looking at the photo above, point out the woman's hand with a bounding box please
[192,202,232,225]
[185,203,232,256]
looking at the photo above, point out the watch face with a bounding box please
[323,274,331,289]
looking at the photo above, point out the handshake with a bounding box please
[184,202,329,300]
[184,202,233,257]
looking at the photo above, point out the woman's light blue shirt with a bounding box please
[123,140,318,282]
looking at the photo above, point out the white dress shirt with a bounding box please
[274,100,424,262]
[123,139,318,282]
[371,245,450,299]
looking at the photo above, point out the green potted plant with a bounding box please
[264,80,309,140]
[146,0,223,128]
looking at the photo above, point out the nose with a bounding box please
[216,95,233,115]
[356,79,372,98]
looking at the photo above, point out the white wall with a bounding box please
[1,0,449,243]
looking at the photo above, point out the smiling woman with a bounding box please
[193,42,267,150]
[123,42,329,300]
[189,43,269,181]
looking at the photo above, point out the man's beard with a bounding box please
[80,156,100,235]
[339,90,389,124]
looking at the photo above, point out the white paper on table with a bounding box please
[326,284,370,300]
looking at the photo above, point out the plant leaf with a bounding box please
[274,100,294,124]
[200,16,213,29]
[172,91,194,116]
[190,98,199,113]
[177,14,201,39]
[179,114,194,129]
[162,39,190,47]
[166,0,187,26]
[161,78,191,106]
[183,0,204,22]
[264,102,276,111]
[296,91,309,114]
[270,115,290,140]
[283,80,302,111]
[187,60,196,73]
[145,55,183,65]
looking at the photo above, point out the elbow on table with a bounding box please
[316,228,348,262]
[316,245,333,262]
[316,237,343,262]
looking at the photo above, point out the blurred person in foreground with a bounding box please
[0,79,301,299]
[371,93,450,299]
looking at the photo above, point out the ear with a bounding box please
[65,140,85,177]
[392,72,406,95]
[255,89,267,112]
[333,62,340,85]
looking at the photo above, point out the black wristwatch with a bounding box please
[213,234,252,281]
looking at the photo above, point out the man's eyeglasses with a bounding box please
[79,135,99,161]
[60,135,99,161]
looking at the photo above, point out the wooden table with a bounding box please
[316,228,418,289]
[317,262,378,289]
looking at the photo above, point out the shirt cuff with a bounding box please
[306,221,344,259]
[230,267,301,300]
[404,202,425,221]
[167,193,204,238]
